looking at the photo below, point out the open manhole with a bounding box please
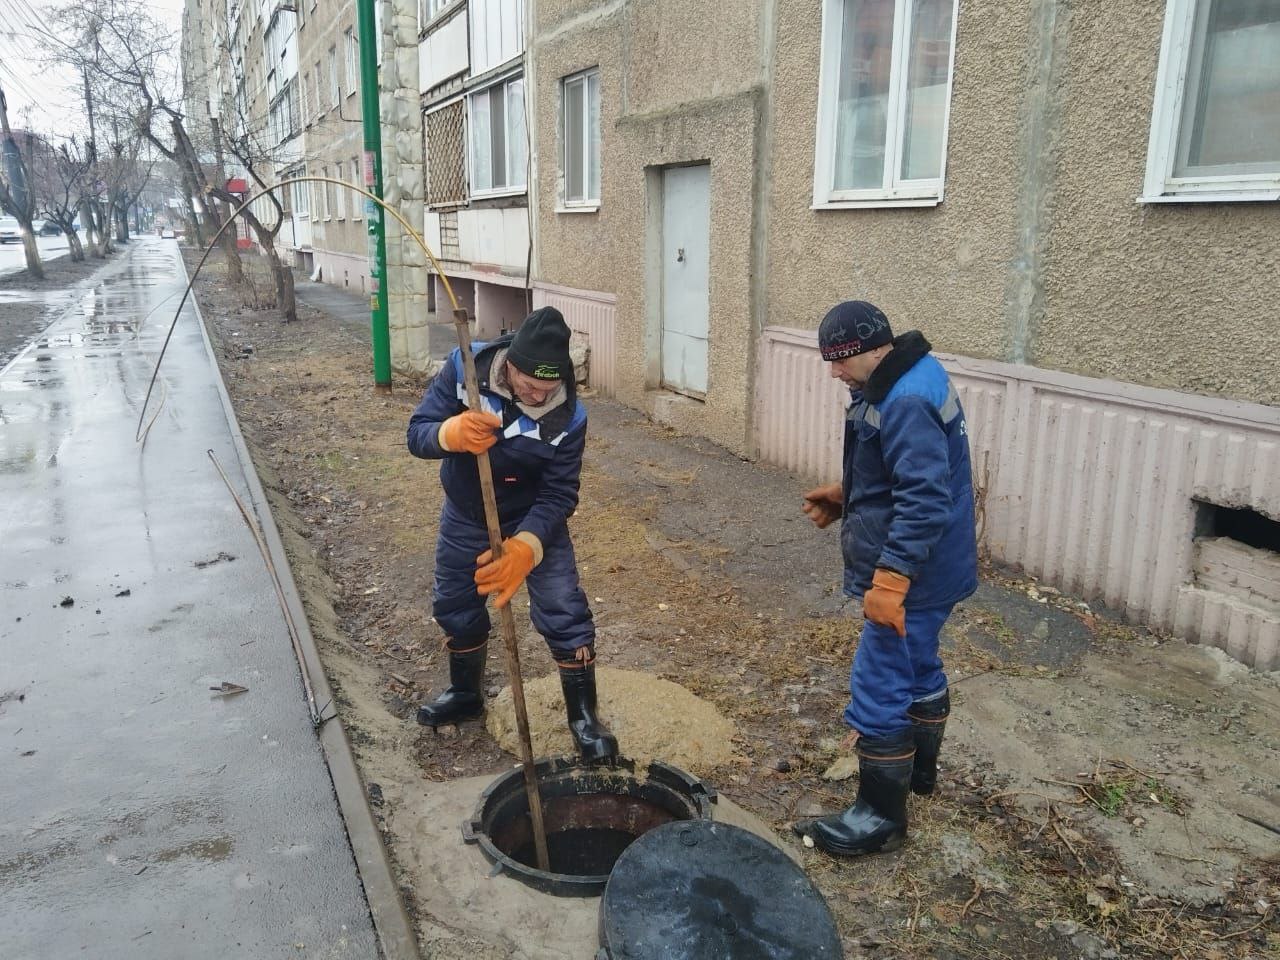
[463,756,715,896]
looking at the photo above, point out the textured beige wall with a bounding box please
[1034,3,1280,403]
[536,0,1279,447]
[533,0,765,453]
[769,0,1280,406]
[767,0,1028,364]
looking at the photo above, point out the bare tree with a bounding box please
[31,137,94,262]
[44,0,244,281]
[0,88,44,278]
[205,52,298,323]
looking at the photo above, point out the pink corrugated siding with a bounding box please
[755,326,1280,670]
[533,286,618,396]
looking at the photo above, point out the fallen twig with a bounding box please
[1051,818,1085,868]
[959,879,983,920]
[1238,813,1280,837]
[1215,907,1273,941]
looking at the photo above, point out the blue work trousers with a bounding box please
[844,604,953,740]
[432,499,595,657]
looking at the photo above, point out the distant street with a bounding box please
[0,233,75,279]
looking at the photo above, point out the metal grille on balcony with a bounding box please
[425,101,467,209]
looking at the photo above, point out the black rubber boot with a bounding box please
[416,639,487,728]
[908,689,949,796]
[558,653,619,764]
[793,731,914,857]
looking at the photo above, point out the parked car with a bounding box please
[35,220,63,236]
[0,216,21,244]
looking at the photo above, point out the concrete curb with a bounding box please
[178,247,421,960]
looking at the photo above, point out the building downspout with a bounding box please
[746,0,778,457]
[1005,0,1068,366]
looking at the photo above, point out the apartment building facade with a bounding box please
[518,0,1279,670]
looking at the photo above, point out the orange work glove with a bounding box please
[440,410,502,455]
[863,568,910,638]
[475,532,541,608]
[802,482,844,529]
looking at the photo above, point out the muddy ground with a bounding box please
[186,250,1279,960]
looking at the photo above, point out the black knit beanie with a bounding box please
[507,306,572,381]
[818,301,894,360]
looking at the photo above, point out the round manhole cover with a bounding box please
[599,820,843,959]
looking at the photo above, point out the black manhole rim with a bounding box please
[463,755,716,897]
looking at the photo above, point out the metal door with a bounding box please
[660,164,710,396]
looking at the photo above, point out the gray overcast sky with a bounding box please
[0,0,185,131]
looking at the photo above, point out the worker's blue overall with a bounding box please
[406,339,593,657]
[839,333,978,740]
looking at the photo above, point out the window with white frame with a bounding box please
[315,61,324,112]
[328,46,340,107]
[469,75,527,195]
[352,159,363,220]
[345,28,358,96]
[421,0,452,26]
[335,166,347,219]
[560,68,600,207]
[813,0,958,207]
[292,169,309,216]
[1144,0,1280,201]
[322,166,331,219]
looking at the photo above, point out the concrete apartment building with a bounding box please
[510,0,1280,670]
[419,0,535,339]
[295,0,369,288]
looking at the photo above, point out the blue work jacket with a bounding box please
[406,339,587,546]
[840,332,978,609]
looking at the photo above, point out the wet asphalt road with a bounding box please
[0,240,377,958]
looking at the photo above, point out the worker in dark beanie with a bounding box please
[794,300,977,856]
[406,305,618,763]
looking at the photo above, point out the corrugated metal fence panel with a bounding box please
[755,328,846,482]
[755,327,1280,669]
[533,288,618,396]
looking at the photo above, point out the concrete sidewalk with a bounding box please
[292,275,458,358]
[0,241,399,958]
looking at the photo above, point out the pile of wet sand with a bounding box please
[486,667,739,774]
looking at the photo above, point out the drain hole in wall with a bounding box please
[1194,500,1280,552]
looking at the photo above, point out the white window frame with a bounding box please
[315,62,324,113]
[467,73,528,199]
[559,68,601,211]
[421,0,453,27]
[328,46,340,107]
[345,28,358,97]
[292,167,309,216]
[335,166,347,220]
[1142,0,1280,203]
[812,0,960,209]
[352,159,363,220]
[322,166,332,220]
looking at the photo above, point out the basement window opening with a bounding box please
[1194,501,1280,553]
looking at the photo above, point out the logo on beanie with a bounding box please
[533,363,561,380]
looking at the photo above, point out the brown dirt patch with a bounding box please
[486,667,740,774]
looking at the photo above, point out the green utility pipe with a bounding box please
[357,0,392,390]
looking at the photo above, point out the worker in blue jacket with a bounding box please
[794,301,977,856]
[406,306,618,763]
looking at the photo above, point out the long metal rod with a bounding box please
[139,176,551,870]
[208,449,322,727]
[451,308,550,873]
